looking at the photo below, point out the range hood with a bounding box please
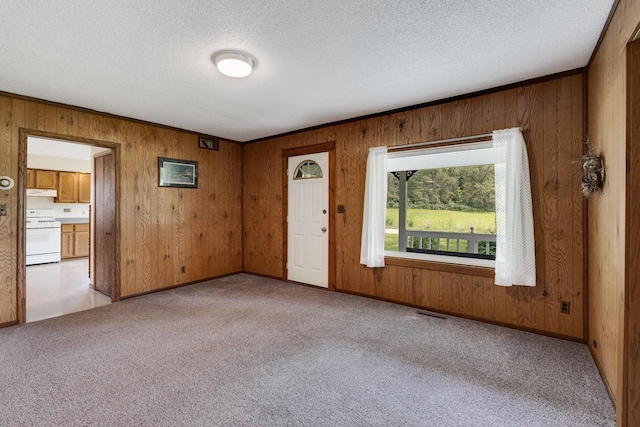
[27,189,57,197]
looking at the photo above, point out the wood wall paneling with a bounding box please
[626,37,640,427]
[112,124,242,297]
[243,73,585,340]
[0,97,13,324]
[243,137,282,277]
[11,101,26,325]
[587,0,640,424]
[571,75,585,340]
[0,94,243,325]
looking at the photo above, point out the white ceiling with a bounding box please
[27,136,92,160]
[1,1,614,142]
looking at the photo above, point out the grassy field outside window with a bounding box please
[385,208,496,252]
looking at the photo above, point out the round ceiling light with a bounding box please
[211,50,256,78]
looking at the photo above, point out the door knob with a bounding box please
[321,227,327,233]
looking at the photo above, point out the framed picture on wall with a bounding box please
[158,157,198,188]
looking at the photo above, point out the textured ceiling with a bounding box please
[0,1,614,142]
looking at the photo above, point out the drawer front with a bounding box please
[74,223,89,232]
[61,224,74,233]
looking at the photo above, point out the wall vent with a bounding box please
[416,310,447,320]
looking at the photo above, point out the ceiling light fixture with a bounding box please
[211,50,256,78]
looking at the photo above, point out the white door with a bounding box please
[287,152,329,288]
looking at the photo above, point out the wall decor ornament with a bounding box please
[581,138,604,198]
[198,136,219,151]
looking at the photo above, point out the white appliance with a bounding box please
[26,210,61,266]
[27,189,57,197]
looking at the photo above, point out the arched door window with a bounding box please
[293,160,323,179]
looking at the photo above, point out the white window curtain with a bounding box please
[493,128,536,286]
[360,146,388,267]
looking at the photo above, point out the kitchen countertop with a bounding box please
[56,217,89,224]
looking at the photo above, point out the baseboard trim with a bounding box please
[120,271,244,299]
[242,271,285,281]
[243,272,334,292]
[0,320,18,329]
[337,288,586,344]
[285,279,331,291]
[589,344,617,407]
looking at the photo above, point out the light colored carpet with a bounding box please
[0,273,614,426]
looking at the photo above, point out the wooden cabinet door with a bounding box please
[57,172,78,203]
[35,170,57,189]
[78,173,91,203]
[61,228,74,259]
[74,229,90,257]
[26,169,35,188]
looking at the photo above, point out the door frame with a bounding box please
[624,37,640,427]
[282,141,336,291]
[17,129,122,323]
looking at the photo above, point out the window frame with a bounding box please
[293,159,323,180]
[385,140,497,267]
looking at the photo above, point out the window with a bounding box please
[293,160,323,179]
[361,128,534,285]
[385,141,496,261]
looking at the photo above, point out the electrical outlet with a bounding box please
[0,204,6,216]
[82,210,86,215]
[181,266,186,273]
[560,301,571,314]
[337,205,345,213]
[63,208,71,213]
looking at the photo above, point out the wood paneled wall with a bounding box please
[587,1,640,424]
[626,38,640,427]
[0,96,243,324]
[244,73,585,339]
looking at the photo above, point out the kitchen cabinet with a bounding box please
[74,224,90,256]
[61,225,74,258]
[26,169,35,188]
[26,169,90,203]
[57,172,78,203]
[78,173,91,203]
[61,223,90,259]
[57,172,90,203]
[28,169,57,189]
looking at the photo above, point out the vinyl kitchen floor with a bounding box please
[26,258,111,323]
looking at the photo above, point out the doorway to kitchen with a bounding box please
[19,132,118,323]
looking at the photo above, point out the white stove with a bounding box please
[26,210,61,265]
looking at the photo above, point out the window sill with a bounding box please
[384,251,495,278]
